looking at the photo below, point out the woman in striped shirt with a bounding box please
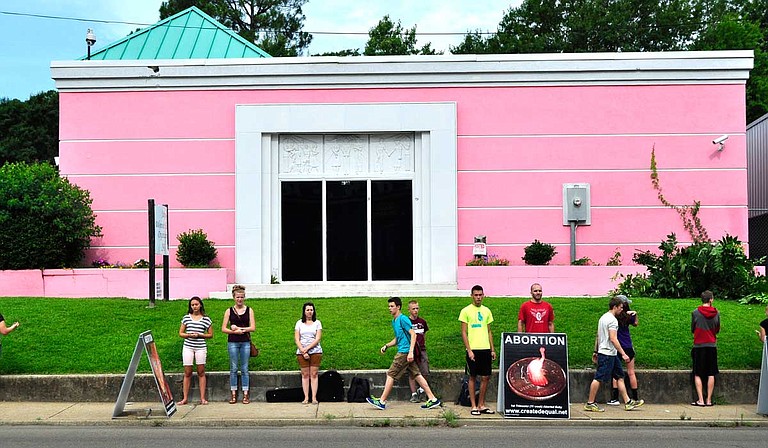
[178,296,213,405]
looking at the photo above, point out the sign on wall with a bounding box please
[498,332,570,419]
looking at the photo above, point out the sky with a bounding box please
[0,0,521,101]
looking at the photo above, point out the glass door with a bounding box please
[281,179,412,281]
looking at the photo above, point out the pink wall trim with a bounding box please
[59,140,235,174]
[92,211,234,247]
[458,170,747,207]
[458,265,648,297]
[65,175,235,210]
[0,268,230,299]
[457,207,748,246]
[59,85,746,140]
[458,135,746,171]
[83,247,235,271]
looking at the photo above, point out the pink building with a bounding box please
[45,9,753,298]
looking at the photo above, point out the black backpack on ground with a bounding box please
[266,387,304,403]
[317,370,345,402]
[456,367,480,407]
[346,376,371,403]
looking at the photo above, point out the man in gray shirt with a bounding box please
[584,296,645,412]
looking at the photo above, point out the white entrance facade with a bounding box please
[234,102,458,286]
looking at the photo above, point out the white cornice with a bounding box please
[51,51,754,92]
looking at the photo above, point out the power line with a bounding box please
[0,9,496,36]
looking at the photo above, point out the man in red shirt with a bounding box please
[517,283,555,333]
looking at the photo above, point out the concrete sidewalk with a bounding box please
[0,401,765,427]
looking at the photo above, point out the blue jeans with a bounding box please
[228,341,250,390]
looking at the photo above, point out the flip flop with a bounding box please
[470,409,481,416]
[705,403,714,407]
[479,408,495,414]
[690,401,705,407]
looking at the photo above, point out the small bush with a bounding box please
[0,161,101,269]
[522,240,557,265]
[466,254,510,266]
[176,229,217,267]
[571,256,594,266]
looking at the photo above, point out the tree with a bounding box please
[159,0,312,56]
[692,14,768,122]
[452,0,700,54]
[363,15,439,56]
[0,90,59,166]
[0,162,101,269]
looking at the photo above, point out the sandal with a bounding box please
[470,409,481,416]
[200,399,208,405]
[229,391,237,404]
[301,400,309,405]
[690,401,705,407]
[479,408,495,414]
[242,391,250,404]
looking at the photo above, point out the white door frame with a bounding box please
[234,102,457,285]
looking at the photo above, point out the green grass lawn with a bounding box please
[0,296,764,375]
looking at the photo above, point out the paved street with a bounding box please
[1,425,766,448]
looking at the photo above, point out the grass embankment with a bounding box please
[0,296,764,375]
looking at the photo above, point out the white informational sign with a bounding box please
[154,205,169,256]
[472,242,487,256]
[155,281,163,300]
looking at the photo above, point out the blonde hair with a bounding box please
[231,284,246,297]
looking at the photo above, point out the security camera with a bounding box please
[712,135,729,145]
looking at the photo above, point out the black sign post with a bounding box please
[148,199,170,306]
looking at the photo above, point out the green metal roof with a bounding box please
[84,6,271,60]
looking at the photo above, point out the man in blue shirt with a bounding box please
[367,297,442,410]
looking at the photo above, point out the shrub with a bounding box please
[466,254,510,266]
[176,229,217,267]
[621,233,767,300]
[0,162,101,269]
[522,240,557,265]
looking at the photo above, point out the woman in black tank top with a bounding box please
[221,285,255,404]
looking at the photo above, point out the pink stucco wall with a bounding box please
[0,268,229,299]
[458,266,648,297]
[58,84,747,275]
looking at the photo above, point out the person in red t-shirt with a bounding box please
[517,283,555,333]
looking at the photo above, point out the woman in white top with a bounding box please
[295,302,323,404]
[178,296,213,405]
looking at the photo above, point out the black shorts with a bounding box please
[692,347,719,377]
[623,346,635,362]
[467,349,492,377]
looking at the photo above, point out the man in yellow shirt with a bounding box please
[459,285,495,415]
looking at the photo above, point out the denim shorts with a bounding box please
[594,353,624,383]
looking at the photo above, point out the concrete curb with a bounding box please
[0,369,761,404]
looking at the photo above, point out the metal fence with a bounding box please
[749,209,768,266]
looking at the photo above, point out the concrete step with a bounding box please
[209,282,465,299]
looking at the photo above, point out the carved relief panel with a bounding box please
[279,133,414,177]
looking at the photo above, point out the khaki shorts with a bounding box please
[387,352,422,380]
[297,353,322,368]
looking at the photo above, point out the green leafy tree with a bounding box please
[159,0,312,56]
[314,49,362,57]
[453,0,700,54]
[0,162,101,269]
[0,90,59,166]
[364,15,440,56]
[691,6,768,122]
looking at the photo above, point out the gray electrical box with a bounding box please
[563,183,591,225]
